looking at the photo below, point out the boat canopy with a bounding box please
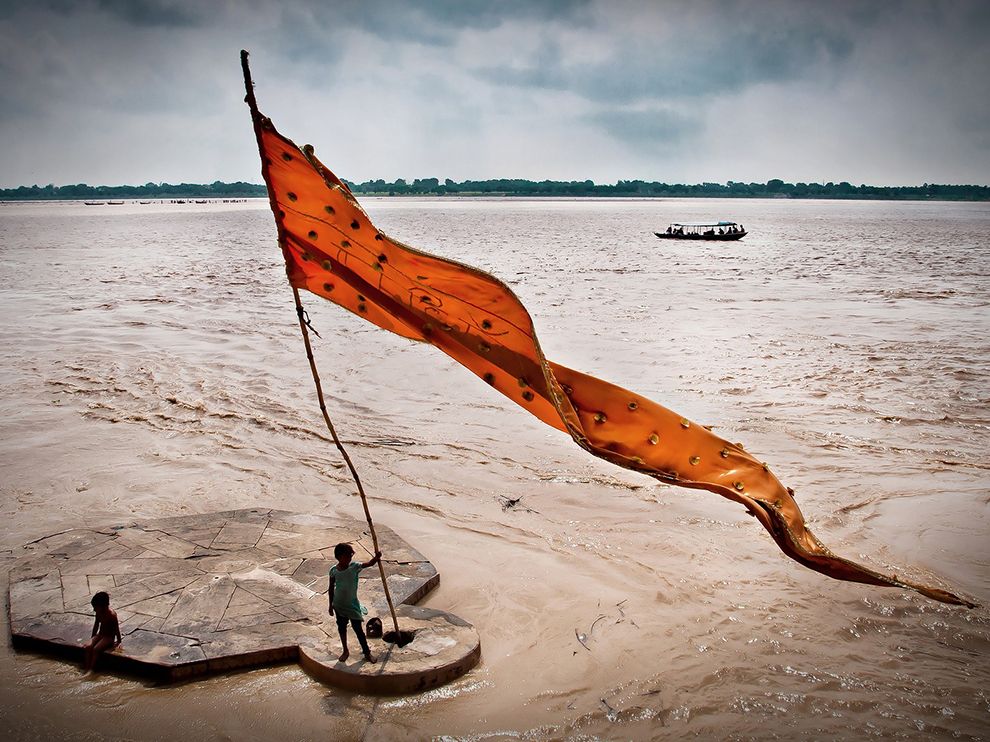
[669,221,739,227]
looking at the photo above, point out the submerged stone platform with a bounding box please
[7,508,480,694]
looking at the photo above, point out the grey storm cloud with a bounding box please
[335,0,592,45]
[0,0,988,187]
[252,0,592,72]
[476,14,855,104]
[90,0,205,27]
[587,108,698,149]
[5,0,209,27]
[0,5,223,123]
[32,0,593,46]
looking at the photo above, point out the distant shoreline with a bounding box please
[1,178,988,201]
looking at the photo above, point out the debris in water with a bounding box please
[589,614,607,635]
[497,495,537,513]
[600,698,619,722]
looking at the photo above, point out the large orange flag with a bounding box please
[242,55,971,607]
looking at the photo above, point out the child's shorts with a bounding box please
[336,614,361,633]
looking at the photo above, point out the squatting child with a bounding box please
[83,591,121,674]
[328,542,381,663]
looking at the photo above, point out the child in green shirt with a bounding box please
[328,542,381,663]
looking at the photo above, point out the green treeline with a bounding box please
[2,178,988,201]
[345,177,990,200]
[0,181,266,200]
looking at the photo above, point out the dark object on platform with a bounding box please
[366,617,383,639]
[383,629,416,647]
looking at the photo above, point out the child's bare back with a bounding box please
[83,591,121,675]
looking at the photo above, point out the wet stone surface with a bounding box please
[7,509,480,693]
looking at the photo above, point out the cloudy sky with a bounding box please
[1,0,988,188]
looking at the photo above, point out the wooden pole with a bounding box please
[240,50,401,636]
[289,288,401,635]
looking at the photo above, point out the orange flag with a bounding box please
[242,58,971,608]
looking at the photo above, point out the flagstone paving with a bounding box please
[7,509,480,694]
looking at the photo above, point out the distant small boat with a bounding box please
[84,201,104,206]
[139,201,152,204]
[655,221,746,241]
[106,201,125,205]
[195,200,209,204]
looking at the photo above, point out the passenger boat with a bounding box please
[655,221,746,241]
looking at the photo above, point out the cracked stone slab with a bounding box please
[7,509,479,693]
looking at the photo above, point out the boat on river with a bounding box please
[655,221,746,241]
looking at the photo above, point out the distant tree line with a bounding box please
[0,181,266,200]
[344,177,990,200]
[2,178,987,201]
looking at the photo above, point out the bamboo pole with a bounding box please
[240,50,401,636]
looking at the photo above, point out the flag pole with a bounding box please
[240,50,402,637]
[288,287,402,638]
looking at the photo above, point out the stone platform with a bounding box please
[7,508,480,694]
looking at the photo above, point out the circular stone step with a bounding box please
[299,604,481,695]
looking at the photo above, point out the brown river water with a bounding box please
[0,197,988,740]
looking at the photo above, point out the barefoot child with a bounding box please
[328,543,381,663]
[83,591,121,673]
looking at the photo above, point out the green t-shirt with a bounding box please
[330,563,367,620]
